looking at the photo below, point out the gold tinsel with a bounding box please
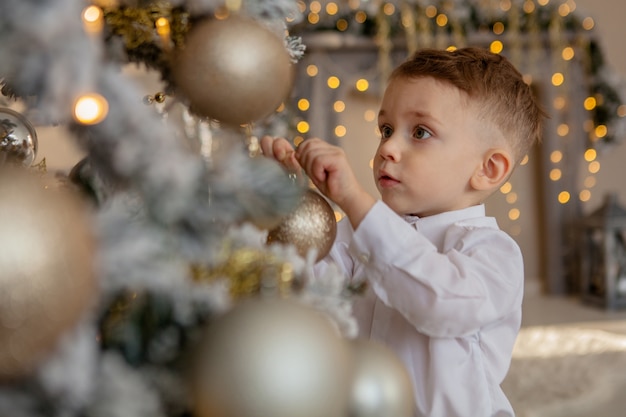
[103,3,190,56]
[191,248,296,299]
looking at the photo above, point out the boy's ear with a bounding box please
[470,148,514,192]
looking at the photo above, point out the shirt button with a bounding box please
[359,253,370,263]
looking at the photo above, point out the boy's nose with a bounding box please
[377,135,401,162]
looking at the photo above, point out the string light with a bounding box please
[73,93,109,125]
[155,17,171,51]
[82,5,104,34]
[327,76,340,89]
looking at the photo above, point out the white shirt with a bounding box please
[317,201,523,417]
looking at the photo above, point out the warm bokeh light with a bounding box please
[356,79,369,92]
[584,148,597,162]
[333,100,346,112]
[558,191,571,204]
[523,0,535,13]
[508,208,520,221]
[558,3,571,16]
[73,93,108,124]
[306,65,318,77]
[364,109,376,122]
[436,13,448,27]
[82,5,104,33]
[336,19,348,31]
[557,124,569,136]
[294,136,305,147]
[500,182,513,194]
[549,169,562,181]
[327,76,340,89]
[584,96,596,111]
[298,98,310,111]
[309,1,321,13]
[308,12,320,24]
[588,161,601,174]
[383,3,395,15]
[326,2,338,15]
[553,96,566,110]
[355,11,367,23]
[579,189,592,202]
[550,150,563,163]
[520,154,529,165]
[490,40,503,54]
[297,120,310,133]
[595,124,607,138]
[506,192,518,204]
[335,125,347,137]
[500,0,512,12]
[584,176,597,188]
[552,72,564,86]
[562,46,575,61]
[425,5,437,18]
[582,17,595,30]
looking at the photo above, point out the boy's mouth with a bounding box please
[378,170,400,187]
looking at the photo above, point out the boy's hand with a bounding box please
[296,138,375,228]
[260,135,301,174]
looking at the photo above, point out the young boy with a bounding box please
[261,47,545,417]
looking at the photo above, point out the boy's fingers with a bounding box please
[259,135,274,157]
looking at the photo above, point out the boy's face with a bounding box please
[374,76,488,217]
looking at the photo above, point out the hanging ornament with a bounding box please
[0,108,38,167]
[348,339,415,417]
[267,189,337,262]
[170,15,294,126]
[191,298,353,417]
[0,167,97,379]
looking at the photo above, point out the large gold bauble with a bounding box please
[191,298,353,417]
[171,15,294,126]
[348,339,415,417]
[267,189,337,262]
[0,168,97,379]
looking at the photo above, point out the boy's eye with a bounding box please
[380,125,393,139]
[413,126,432,140]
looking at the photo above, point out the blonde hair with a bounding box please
[390,47,547,163]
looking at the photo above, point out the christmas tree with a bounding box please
[0,0,420,416]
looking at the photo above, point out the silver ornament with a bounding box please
[348,339,415,417]
[191,298,353,417]
[0,108,38,166]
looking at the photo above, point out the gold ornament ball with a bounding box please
[267,189,337,262]
[171,15,294,126]
[0,167,97,379]
[191,298,353,417]
[348,339,415,417]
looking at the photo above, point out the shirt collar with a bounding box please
[401,205,486,248]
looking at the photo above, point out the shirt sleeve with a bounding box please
[348,201,524,338]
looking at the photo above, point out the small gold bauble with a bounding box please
[267,189,337,262]
[0,167,97,379]
[171,15,294,126]
[191,298,353,417]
